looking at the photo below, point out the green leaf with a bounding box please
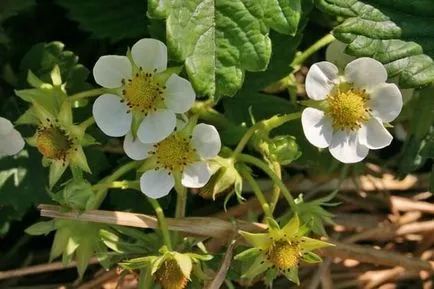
[263,0,301,35]
[25,220,56,236]
[0,0,36,23]
[215,0,271,97]
[149,0,305,98]
[149,0,215,97]
[315,0,434,88]
[55,0,147,42]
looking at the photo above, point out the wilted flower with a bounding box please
[302,57,403,163]
[0,116,25,157]
[27,102,91,187]
[92,38,195,143]
[237,215,333,284]
[121,246,212,289]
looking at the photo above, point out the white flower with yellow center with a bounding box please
[302,57,403,163]
[0,117,25,157]
[92,38,196,143]
[123,123,221,198]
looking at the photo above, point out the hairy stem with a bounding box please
[239,165,273,219]
[148,198,173,250]
[237,154,296,210]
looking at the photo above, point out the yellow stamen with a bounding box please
[123,70,165,114]
[154,259,188,289]
[154,134,197,172]
[326,83,370,131]
[268,240,301,270]
[36,124,73,161]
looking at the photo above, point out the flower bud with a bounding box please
[198,156,241,200]
[268,135,301,165]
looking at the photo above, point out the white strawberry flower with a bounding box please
[302,57,403,163]
[0,117,25,157]
[92,38,196,143]
[123,123,221,199]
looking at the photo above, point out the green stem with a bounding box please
[175,185,187,219]
[68,88,109,102]
[232,122,263,158]
[292,33,335,68]
[237,154,296,211]
[239,165,272,219]
[269,161,281,214]
[262,112,302,132]
[92,180,139,190]
[191,101,234,130]
[91,161,141,209]
[79,116,95,131]
[148,198,172,250]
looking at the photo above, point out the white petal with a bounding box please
[123,132,154,160]
[92,94,132,137]
[329,131,369,163]
[131,38,167,72]
[325,40,355,70]
[192,124,221,158]
[358,118,393,149]
[0,129,25,156]
[140,169,174,199]
[164,74,196,113]
[369,83,403,122]
[305,61,339,100]
[344,57,387,88]
[93,55,132,88]
[0,117,13,135]
[137,109,176,144]
[301,108,333,149]
[182,161,211,188]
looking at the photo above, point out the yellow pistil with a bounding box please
[122,69,165,115]
[36,121,74,162]
[267,240,301,270]
[153,134,197,172]
[326,83,370,131]
[154,258,189,289]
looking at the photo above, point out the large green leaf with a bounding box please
[315,0,434,88]
[55,0,147,42]
[148,0,303,99]
[0,0,35,22]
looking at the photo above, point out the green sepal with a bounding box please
[15,108,39,125]
[50,65,62,87]
[173,252,193,280]
[49,228,70,261]
[120,256,157,270]
[27,70,46,88]
[302,251,322,264]
[155,66,183,84]
[138,267,154,289]
[234,247,260,261]
[241,254,269,280]
[70,146,91,174]
[49,161,68,189]
[282,267,299,285]
[25,220,56,236]
[75,239,94,278]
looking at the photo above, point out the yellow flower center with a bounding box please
[154,259,188,289]
[36,124,73,161]
[326,84,370,131]
[122,70,165,115]
[152,134,197,172]
[268,240,301,270]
